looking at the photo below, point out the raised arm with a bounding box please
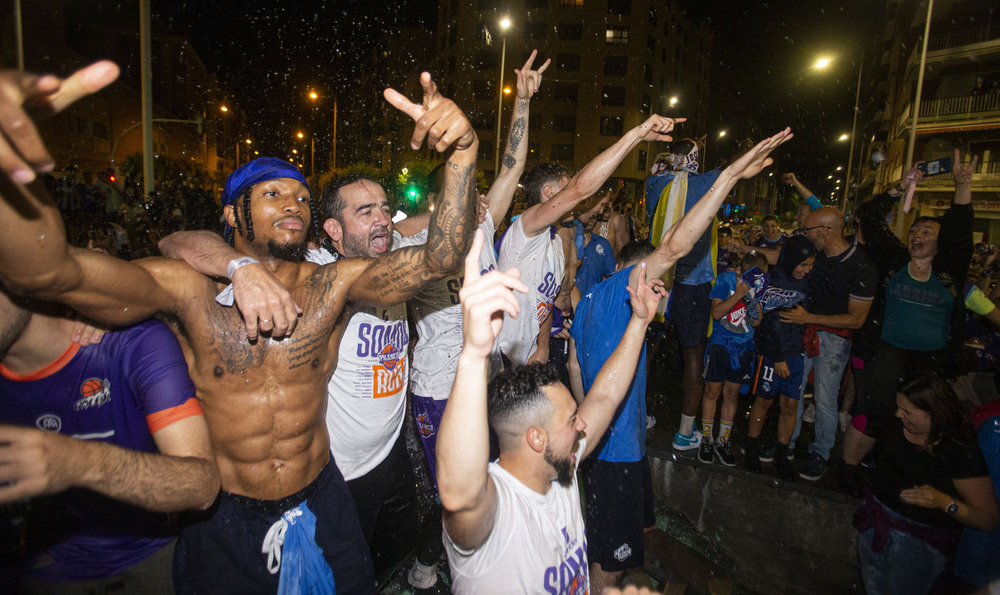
[578,262,664,459]
[519,115,683,237]
[487,51,548,224]
[438,230,528,549]
[350,73,478,306]
[635,128,793,286]
[782,172,819,208]
[159,230,301,340]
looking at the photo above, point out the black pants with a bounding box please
[347,430,418,576]
[862,341,945,437]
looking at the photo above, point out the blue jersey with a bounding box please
[0,319,202,582]
[574,234,616,297]
[571,265,646,462]
[709,271,755,348]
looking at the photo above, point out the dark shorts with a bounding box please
[173,457,374,595]
[752,355,804,400]
[703,341,754,384]
[669,282,712,348]
[412,394,448,485]
[583,458,646,572]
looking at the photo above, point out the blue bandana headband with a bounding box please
[221,157,310,237]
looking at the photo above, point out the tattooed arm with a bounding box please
[350,73,478,306]
[488,50,548,224]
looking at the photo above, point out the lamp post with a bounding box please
[493,17,511,179]
[813,54,863,212]
[297,131,315,176]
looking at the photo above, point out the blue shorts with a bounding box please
[703,341,754,384]
[751,355,804,400]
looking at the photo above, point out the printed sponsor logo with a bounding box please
[614,543,632,562]
[74,378,111,411]
[542,528,588,595]
[36,414,62,432]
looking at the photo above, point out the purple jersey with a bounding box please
[0,319,202,582]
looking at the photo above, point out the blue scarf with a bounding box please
[221,157,310,237]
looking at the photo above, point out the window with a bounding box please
[525,22,547,39]
[604,56,627,76]
[642,93,651,112]
[553,82,578,102]
[473,79,493,101]
[602,86,625,106]
[600,116,623,136]
[448,55,456,73]
[552,114,576,132]
[551,144,575,162]
[530,116,542,131]
[561,0,583,7]
[556,53,580,71]
[557,23,582,40]
[605,26,629,46]
[449,28,457,46]
[649,6,657,27]
[607,0,631,15]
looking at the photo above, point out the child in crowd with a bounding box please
[700,251,769,466]
[743,235,816,480]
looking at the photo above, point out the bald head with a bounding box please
[807,207,845,233]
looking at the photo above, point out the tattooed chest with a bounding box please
[205,311,329,376]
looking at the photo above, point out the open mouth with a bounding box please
[370,231,389,253]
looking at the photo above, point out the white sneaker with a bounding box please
[802,402,816,424]
[408,560,438,589]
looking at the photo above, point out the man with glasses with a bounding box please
[779,207,877,481]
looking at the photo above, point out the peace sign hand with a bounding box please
[384,72,476,152]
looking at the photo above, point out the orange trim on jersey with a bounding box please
[0,342,81,381]
[750,355,764,395]
[146,398,204,434]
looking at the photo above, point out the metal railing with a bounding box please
[928,20,1000,52]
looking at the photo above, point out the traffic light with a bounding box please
[406,185,419,203]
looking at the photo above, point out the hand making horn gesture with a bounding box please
[515,49,550,99]
[384,72,476,153]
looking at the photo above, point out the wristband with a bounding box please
[227,256,260,280]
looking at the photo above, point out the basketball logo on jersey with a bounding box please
[75,378,111,411]
[416,412,435,438]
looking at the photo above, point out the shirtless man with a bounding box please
[0,61,478,594]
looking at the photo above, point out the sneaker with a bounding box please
[773,454,797,482]
[714,440,737,467]
[647,415,657,430]
[408,560,439,590]
[839,411,851,433]
[673,430,702,451]
[802,402,816,424]
[698,439,714,464]
[759,443,795,463]
[799,453,828,482]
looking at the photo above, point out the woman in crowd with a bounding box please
[854,374,998,594]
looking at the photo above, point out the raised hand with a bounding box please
[0,61,119,183]
[626,262,667,324]
[633,115,686,143]
[384,72,476,152]
[458,229,528,358]
[781,173,798,186]
[952,148,979,186]
[725,128,794,180]
[515,50,550,100]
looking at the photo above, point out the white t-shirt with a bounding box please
[444,440,588,595]
[307,231,422,481]
[496,217,565,366]
[409,212,502,399]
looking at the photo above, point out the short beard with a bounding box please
[544,445,575,488]
[267,240,307,262]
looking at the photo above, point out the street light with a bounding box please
[813,54,863,212]
[296,131,315,176]
[838,134,849,142]
[493,16,512,179]
[669,96,679,107]
[718,130,727,138]
[220,105,228,112]
[813,57,832,69]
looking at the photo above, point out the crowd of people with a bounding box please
[0,51,998,595]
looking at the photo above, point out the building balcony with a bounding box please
[904,20,1000,80]
[894,92,1000,137]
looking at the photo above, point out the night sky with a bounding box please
[75,0,884,198]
